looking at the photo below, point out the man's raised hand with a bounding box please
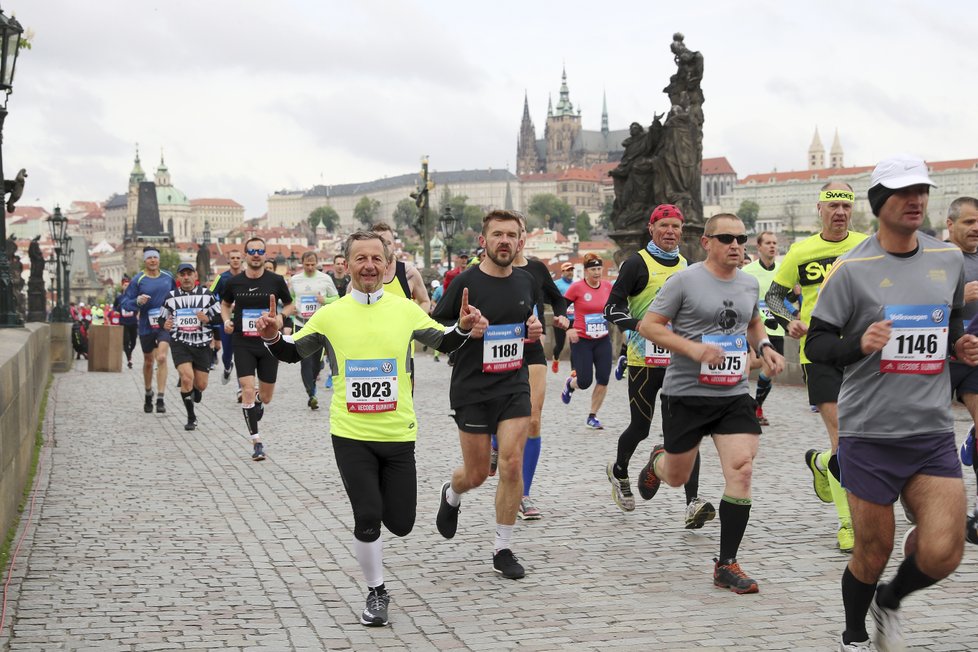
[256,294,280,340]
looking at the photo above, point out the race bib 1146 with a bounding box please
[880,304,948,375]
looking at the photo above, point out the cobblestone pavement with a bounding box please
[2,350,977,651]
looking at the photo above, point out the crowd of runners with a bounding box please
[113,154,978,650]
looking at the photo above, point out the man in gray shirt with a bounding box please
[806,155,978,652]
[636,213,785,595]
[945,196,978,546]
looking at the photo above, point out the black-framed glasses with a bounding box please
[246,248,266,256]
[707,233,748,245]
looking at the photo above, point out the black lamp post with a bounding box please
[0,5,24,327]
[63,241,73,315]
[439,205,459,270]
[46,206,70,321]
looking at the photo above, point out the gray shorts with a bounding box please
[838,431,962,505]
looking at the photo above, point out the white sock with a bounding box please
[494,523,513,553]
[446,483,461,507]
[353,537,384,588]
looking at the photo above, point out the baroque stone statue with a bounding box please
[608,32,706,260]
[196,243,211,285]
[28,235,44,280]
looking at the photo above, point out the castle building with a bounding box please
[516,68,630,175]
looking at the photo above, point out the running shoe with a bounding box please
[155,398,166,414]
[755,405,769,426]
[838,522,855,553]
[684,497,717,530]
[637,444,664,500]
[492,548,525,579]
[614,354,627,381]
[560,377,574,404]
[308,396,319,410]
[901,525,917,558]
[967,513,978,546]
[127,360,133,369]
[551,359,559,374]
[433,352,440,362]
[221,363,233,385]
[606,462,635,512]
[518,497,542,521]
[184,419,197,431]
[810,404,819,413]
[252,442,266,462]
[325,375,333,390]
[870,586,905,652]
[713,558,759,594]
[488,446,498,477]
[144,394,153,414]
[436,481,460,539]
[586,415,604,430]
[961,425,975,466]
[804,449,832,503]
[360,590,390,627]
[839,636,872,651]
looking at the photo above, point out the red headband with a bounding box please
[649,204,684,224]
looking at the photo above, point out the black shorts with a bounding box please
[950,361,978,403]
[139,329,171,354]
[660,394,761,454]
[452,391,532,434]
[801,362,843,405]
[234,341,280,384]
[524,340,547,366]
[170,340,212,372]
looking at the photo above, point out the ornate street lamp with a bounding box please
[287,251,298,272]
[439,205,459,270]
[46,205,70,321]
[0,5,24,327]
[63,242,73,313]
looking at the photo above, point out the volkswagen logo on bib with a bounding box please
[382,361,394,374]
[584,292,592,301]
[931,308,945,323]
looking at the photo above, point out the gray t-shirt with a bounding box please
[648,262,760,397]
[811,233,964,438]
[959,249,978,324]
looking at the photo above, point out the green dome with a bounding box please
[157,185,189,206]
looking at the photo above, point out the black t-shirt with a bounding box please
[222,270,292,346]
[328,273,350,297]
[432,265,536,408]
[515,258,566,335]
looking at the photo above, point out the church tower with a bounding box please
[808,128,825,170]
[126,145,146,235]
[516,92,542,175]
[545,66,582,172]
[829,129,844,168]
[601,90,609,136]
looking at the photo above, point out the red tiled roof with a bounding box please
[740,158,978,185]
[191,198,244,208]
[702,157,736,175]
[927,158,978,172]
[578,240,615,250]
[5,206,50,220]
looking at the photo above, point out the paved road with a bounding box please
[2,350,977,651]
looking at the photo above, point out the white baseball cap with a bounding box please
[870,154,936,190]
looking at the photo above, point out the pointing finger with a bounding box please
[460,287,469,313]
[269,295,277,316]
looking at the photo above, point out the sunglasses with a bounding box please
[246,248,266,256]
[708,233,748,245]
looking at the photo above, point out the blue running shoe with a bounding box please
[561,377,573,404]
[614,355,627,381]
[962,426,975,466]
[325,375,333,390]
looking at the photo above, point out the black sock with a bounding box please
[718,496,751,562]
[684,453,701,505]
[369,583,387,596]
[841,565,875,644]
[181,390,195,420]
[828,454,841,483]
[613,462,627,479]
[242,405,259,436]
[755,374,772,406]
[877,555,938,609]
[193,388,202,403]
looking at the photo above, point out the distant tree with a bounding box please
[575,211,592,241]
[158,248,181,276]
[392,198,418,233]
[353,196,382,228]
[308,205,339,233]
[528,193,575,233]
[736,199,760,232]
[598,199,614,231]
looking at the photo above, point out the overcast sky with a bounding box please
[6,0,977,218]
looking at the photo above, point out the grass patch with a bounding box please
[0,373,52,579]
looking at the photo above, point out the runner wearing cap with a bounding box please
[604,204,711,526]
[806,154,978,652]
[159,263,220,430]
[764,182,868,553]
[119,247,177,414]
[560,252,613,430]
[551,262,575,373]
[636,212,786,594]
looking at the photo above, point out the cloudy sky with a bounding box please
[6,0,977,218]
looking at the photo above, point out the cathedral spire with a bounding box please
[522,90,531,121]
[554,65,575,116]
[129,143,145,186]
[601,90,608,135]
[808,127,825,170]
[547,93,553,117]
[829,128,844,168]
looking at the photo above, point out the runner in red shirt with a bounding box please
[560,252,614,429]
